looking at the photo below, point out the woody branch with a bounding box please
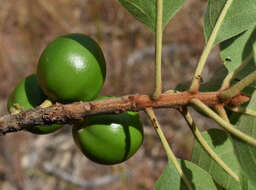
[0,91,249,135]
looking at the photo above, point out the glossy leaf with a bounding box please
[155,160,217,190]
[192,129,240,190]
[118,0,185,32]
[204,0,256,45]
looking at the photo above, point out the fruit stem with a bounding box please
[189,0,233,93]
[145,108,193,190]
[152,0,163,99]
[180,107,239,182]
[219,71,256,101]
[190,99,256,147]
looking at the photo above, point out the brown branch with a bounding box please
[0,92,249,135]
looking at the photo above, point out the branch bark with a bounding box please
[0,92,249,135]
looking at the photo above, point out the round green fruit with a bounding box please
[37,33,106,103]
[72,97,144,165]
[8,74,62,134]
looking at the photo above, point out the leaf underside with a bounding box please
[192,129,241,190]
[204,0,256,46]
[230,91,256,188]
[155,160,218,190]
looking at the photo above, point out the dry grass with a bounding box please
[0,0,221,189]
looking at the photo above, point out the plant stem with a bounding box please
[152,0,163,99]
[214,104,230,122]
[190,99,256,147]
[180,108,239,182]
[189,0,233,93]
[219,70,256,101]
[145,108,193,190]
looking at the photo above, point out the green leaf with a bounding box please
[230,91,256,188]
[220,27,256,88]
[220,27,256,73]
[118,0,185,32]
[204,0,256,45]
[155,160,218,190]
[192,129,241,190]
[239,172,256,190]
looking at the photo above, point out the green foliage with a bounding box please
[118,0,185,32]
[239,172,256,190]
[230,92,256,187]
[204,0,256,45]
[6,0,256,189]
[155,160,218,190]
[220,27,256,85]
[118,0,256,188]
[192,129,240,190]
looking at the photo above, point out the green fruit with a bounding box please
[72,97,144,165]
[8,74,62,134]
[37,33,106,103]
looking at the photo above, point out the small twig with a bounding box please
[219,71,256,101]
[190,99,256,147]
[189,0,234,93]
[180,108,239,182]
[152,0,163,99]
[43,162,121,188]
[145,108,193,190]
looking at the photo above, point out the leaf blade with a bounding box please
[192,129,241,190]
[118,0,185,32]
[204,0,256,45]
[231,91,256,188]
[155,160,218,190]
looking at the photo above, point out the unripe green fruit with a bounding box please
[8,74,62,134]
[72,97,144,165]
[37,33,106,103]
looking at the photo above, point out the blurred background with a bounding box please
[0,0,221,189]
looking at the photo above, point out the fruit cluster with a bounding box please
[8,33,143,165]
